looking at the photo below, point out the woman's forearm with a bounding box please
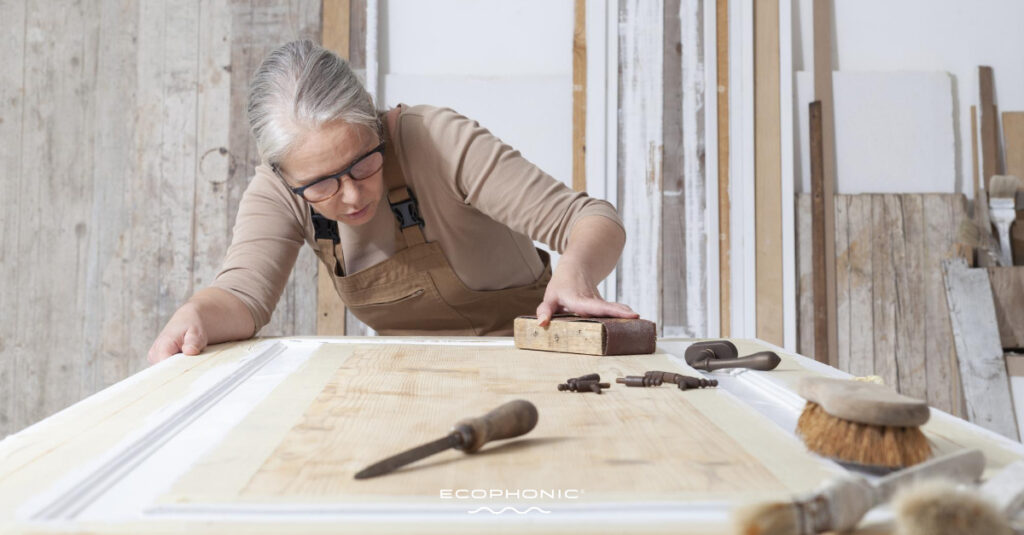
[185,287,256,344]
[557,215,626,287]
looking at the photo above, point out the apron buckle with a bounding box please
[390,194,425,230]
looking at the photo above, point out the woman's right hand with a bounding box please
[147,303,209,364]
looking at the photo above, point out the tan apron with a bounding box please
[310,130,551,336]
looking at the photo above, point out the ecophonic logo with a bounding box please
[438,488,584,515]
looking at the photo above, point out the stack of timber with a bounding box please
[796,193,968,417]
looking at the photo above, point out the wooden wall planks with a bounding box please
[0,0,321,437]
[618,0,664,330]
[796,193,967,416]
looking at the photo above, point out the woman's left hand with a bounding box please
[535,258,638,326]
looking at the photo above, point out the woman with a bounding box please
[147,40,636,363]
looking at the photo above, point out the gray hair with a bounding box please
[247,40,379,166]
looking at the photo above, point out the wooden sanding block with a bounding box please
[513,315,657,356]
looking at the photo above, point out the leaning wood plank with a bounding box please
[812,0,839,368]
[618,0,664,328]
[680,0,708,337]
[662,0,687,334]
[988,266,1024,350]
[809,102,828,364]
[717,0,730,335]
[979,67,1002,191]
[796,195,813,356]
[319,0,351,336]
[834,196,851,373]
[923,195,965,416]
[1001,111,1024,265]
[572,0,586,192]
[943,258,1020,440]
[755,0,783,346]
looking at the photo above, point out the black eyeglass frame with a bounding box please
[272,141,387,202]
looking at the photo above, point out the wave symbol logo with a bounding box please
[466,506,552,515]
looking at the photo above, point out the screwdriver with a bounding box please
[354,399,539,480]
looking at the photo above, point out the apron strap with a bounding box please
[382,111,426,248]
[311,206,345,276]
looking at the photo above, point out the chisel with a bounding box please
[354,399,539,479]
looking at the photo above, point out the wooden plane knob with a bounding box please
[453,399,539,453]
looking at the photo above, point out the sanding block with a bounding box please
[513,315,657,356]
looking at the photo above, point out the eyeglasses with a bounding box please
[273,141,386,203]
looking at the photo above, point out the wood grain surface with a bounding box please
[797,194,967,415]
[0,1,321,438]
[160,343,832,505]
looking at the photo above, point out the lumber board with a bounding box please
[988,266,1024,349]
[943,258,1019,440]
[795,194,813,357]
[979,66,1001,191]
[754,0,783,347]
[812,0,838,368]
[319,0,352,336]
[572,0,586,192]
[871,195,899,388]
[1001,111,1024,265]
[716,0,730,336]
[618,0,664,329]
[923,195,965,416]
[809,101,827,364]
[662,0,686,333]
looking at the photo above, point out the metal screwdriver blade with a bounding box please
[354,432,463,480]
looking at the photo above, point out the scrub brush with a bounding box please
[795,377,931,469]
[732,448,984,535]
[989,175,1022,267]
[892,460,1024,535]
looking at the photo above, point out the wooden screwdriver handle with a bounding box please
[697,351,781,371]
[453,399,539,453]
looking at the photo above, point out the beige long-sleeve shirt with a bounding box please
[212,105,623,332]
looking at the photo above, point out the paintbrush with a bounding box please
[892,459,1024,535]
[732,448,985,535]
[990,175,1022,266]
[795,377,931,469]
[354,399,538,479]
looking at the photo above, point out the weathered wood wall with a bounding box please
[621,0,709,338]
[796,193,968,416]
[0,0,320,437]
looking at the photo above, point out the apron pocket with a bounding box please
[346,282,475,335]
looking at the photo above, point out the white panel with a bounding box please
[794,71,956,195]
[794,0,1024,198]
[383,74,572,187]
[385,0,572,76]
[680,0,707,338]
[729,0,756,337]
[586,0,618,300]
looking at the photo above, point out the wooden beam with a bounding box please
[1001,111,1024,265]
[318,0,351,336]
[717,0,730,336]
[754,0,783,346]
[812,0,838,368]
[979,66,1001,192]
[572,0,586,192]
[988,266,1024,349]
[809,102,828,364]
[943,258,1019,440]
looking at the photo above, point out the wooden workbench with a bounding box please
[1,337,1021,534]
